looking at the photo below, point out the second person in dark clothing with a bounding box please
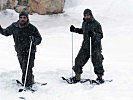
[0,11,42,87]
[70,9,104,83]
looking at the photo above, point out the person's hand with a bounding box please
[89,31,96,37]
[70,25,75,32]
[29,36,35,42]
[30,36,38,45]
[0,25,2,30]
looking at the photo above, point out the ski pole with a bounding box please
[71,32,74,77]
[89,37,93,84]
[23,39,33,89]
[19,39,32,99]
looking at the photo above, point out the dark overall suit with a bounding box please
[72,17,104,76]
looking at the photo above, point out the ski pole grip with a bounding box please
[29,36,32,41]
[29,36,34,42]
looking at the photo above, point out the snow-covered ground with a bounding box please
[0,0,133,100]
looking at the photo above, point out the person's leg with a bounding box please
[26,53,35,85]
[92,51,104,76]
[17,53,35,86]
[91,38,104,83]
[17,53,26,84]
[72,47,90,82]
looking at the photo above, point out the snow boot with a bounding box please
[25,75,34,87]
[96,74,104,83]
[71,73,81,83]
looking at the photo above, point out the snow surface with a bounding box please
[0,0,133,100]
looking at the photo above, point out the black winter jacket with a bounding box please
[0,21,42,54]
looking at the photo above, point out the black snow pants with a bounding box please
[17,52,35,86]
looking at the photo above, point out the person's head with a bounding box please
[19,11,29,26]
[83,9,92,21]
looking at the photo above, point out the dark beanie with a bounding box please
[19,11,29,19]
[83,9,92,16]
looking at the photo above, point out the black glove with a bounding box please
[30,36,38,45]
[70,25,75,32]
[89,31,95,37]
[0,25,2,30]
[29,36,35,42]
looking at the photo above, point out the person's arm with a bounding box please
[30,26,42,45]
[91,23,103,39]
[96,23,103,39]
[0,24,13,36]
[75,28,83,34]
[70,25,83,34]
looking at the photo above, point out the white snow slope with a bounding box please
[0,0,133,100]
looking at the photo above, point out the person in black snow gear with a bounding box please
[70,9,104,83]
[0,11,42,87]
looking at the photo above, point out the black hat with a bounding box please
[83,9,92,16]
[19,11,29,19]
